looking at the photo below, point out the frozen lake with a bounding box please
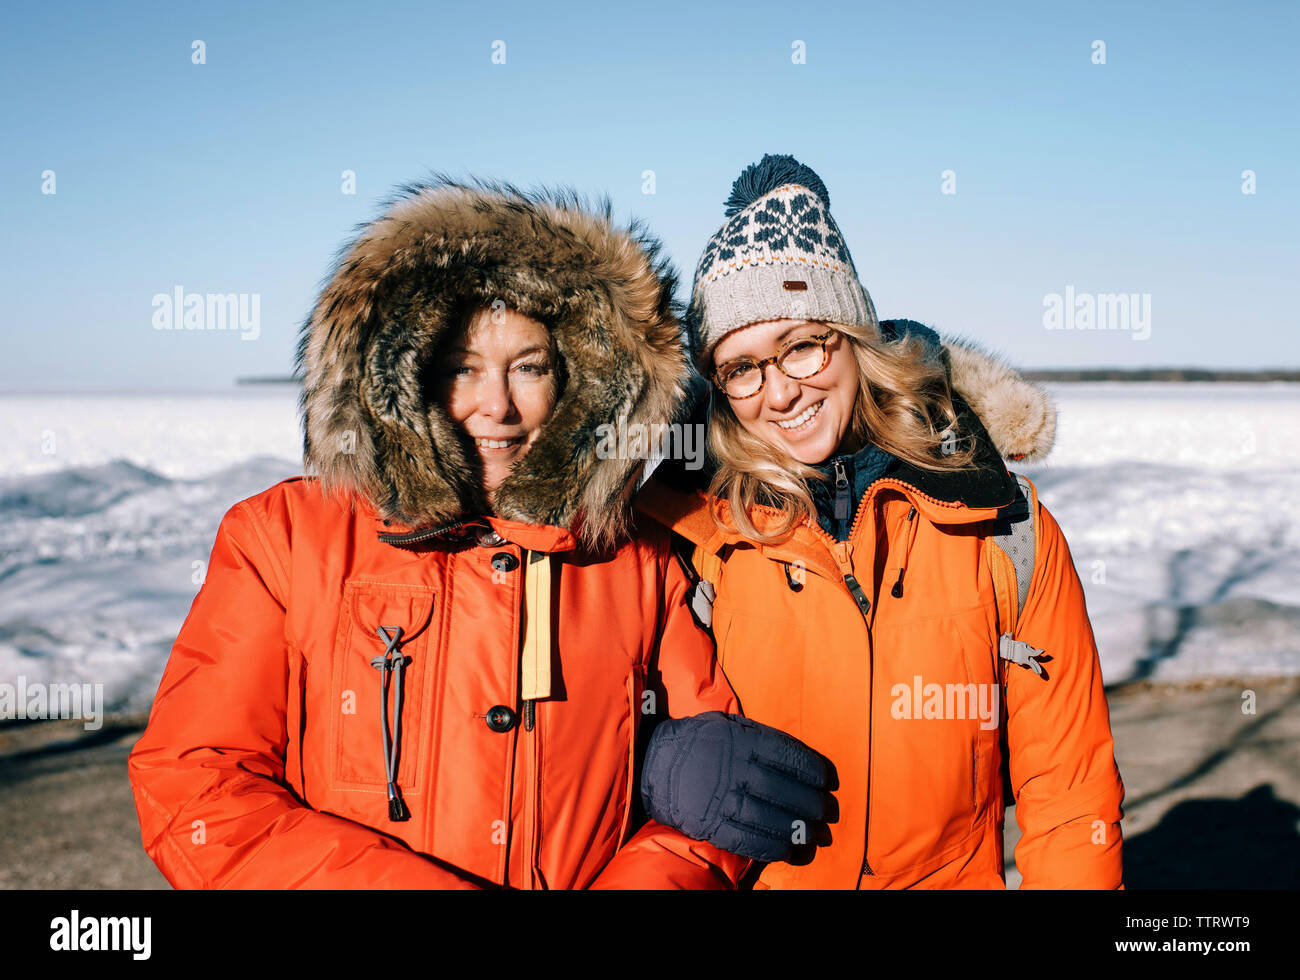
[2,382,1297,716]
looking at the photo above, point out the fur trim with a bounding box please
[295,176,690,551]
[942,336,1057,463]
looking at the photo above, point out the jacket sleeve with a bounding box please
[589,531,752,890]
[127,497,481,889]
[1004,497,1125,889]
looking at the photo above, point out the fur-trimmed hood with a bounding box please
[295,177,692,551]
[941,331,1056,464]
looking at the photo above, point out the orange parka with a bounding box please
[127,179,749,889]
[636,336,1126,889]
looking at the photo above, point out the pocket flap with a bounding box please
[347,583,437,647]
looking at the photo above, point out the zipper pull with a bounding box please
[833,458,850,521]
[842,573,872,623]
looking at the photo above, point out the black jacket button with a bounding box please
[491,552,519,572]
[485,705,517,733]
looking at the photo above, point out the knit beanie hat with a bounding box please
[686,154,878,365]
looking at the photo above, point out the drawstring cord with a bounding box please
[370,625,411,821]
[891,505,919,598]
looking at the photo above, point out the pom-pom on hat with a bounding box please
[686,153,877,365]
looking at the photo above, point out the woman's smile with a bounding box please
[472,435,527,451]
[772,399,825,436]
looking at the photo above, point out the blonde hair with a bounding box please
[706,322,979,543]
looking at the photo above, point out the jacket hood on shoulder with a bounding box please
[939,331,1056,465]
[869,318,1057,468]
[295,176,692,550]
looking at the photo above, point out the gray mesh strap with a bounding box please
[991,472,1036,621]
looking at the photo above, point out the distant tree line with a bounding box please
[1020,368,1300,382]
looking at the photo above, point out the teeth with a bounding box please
[775,402,822,430]
[475,437,520,449]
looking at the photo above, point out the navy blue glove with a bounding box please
[641,711,834,863]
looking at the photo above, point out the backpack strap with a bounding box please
[670,533,720,630]
[990,472,1046,672]
[987,471,1048,807]
[990,472,1035,629]
[695,543,723,595]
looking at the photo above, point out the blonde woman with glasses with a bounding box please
[636,155,1126,890]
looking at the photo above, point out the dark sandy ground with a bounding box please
[2,677,1297,889]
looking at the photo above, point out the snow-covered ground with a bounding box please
[1,383,1297,716]
[1,390,305,717]
[1015,383,1300,684]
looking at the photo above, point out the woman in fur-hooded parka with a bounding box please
[127,178,749,889]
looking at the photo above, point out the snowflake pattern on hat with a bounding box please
[694,185,855,286]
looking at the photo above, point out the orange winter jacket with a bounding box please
[128,482,746,889]
[636,339,1126,890]
[128,178,749,889]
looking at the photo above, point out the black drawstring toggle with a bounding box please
[783,562,804,592]
[892,506,918,599]
[387,788,410,822]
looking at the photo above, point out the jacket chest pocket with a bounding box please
[328,582,438,792]
[712,591,805,732]
[874,606,1001,849]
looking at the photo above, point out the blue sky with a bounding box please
[2,0,1296,390]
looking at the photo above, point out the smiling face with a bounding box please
[431,307,559,503]
[711,318,861,465]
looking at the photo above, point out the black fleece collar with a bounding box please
[806,440,895,541]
